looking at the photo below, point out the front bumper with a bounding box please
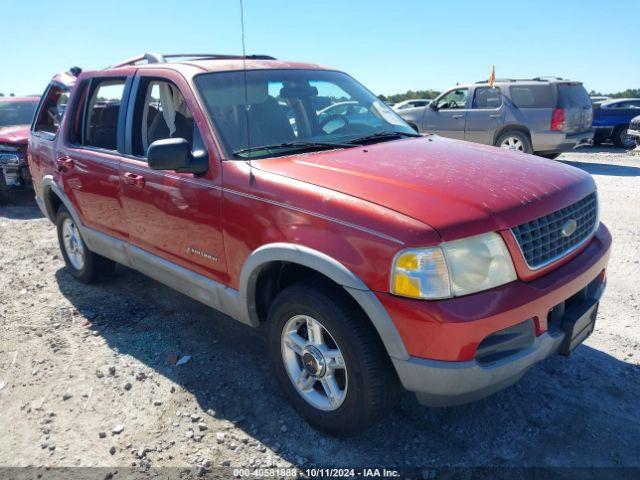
[381,223,611,406]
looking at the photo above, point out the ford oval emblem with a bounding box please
[561,219,578,237]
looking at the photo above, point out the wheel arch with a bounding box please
[493,124,532,146]
[239,243,409,360]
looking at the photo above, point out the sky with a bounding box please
[2,0,638,97]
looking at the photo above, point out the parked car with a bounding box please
[592,98,640,148]
[590,95,611,108]
[30,54,611,434]
[398,78,593,159]
[0,96,40,203]
[628,114,640,147]
[392,99,432,111]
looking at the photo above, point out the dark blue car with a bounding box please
[593,98,640,148]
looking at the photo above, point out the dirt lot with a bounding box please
[1,146,639,473]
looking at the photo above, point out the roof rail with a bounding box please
[108,52,276,69]
[475,78,516,84]
[531,76,565,81]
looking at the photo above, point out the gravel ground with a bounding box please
[0,146,639,473]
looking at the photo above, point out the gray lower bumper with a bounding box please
[392,331,564,407]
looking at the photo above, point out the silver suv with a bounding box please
[398,78,593,159]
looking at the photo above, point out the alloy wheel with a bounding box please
[500,136,525,151]
[281,315,348,411]
[62,218,85,270]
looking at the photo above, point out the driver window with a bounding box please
[133,80,198,157]
[436,88,469,110]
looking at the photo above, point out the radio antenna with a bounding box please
[239,0,254,183]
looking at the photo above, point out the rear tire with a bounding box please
[0,173,10,205]
[56,205,115,283]
[613,125,635,149]
[267,283,399,435]
[496,130,533,154]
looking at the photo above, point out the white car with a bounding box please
[392,99,432,111]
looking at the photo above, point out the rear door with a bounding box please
[557,83,593,133]
[464,86,505,145]
[119,70,227,281]
[422,88,469,140]
[56,75,131,240]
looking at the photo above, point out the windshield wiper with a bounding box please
[233,140,356,157]
[346,131,421,145]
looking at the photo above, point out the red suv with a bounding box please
[29,54,611,434]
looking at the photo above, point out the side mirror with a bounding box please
[147,138,208,175]
[429,102,438,111]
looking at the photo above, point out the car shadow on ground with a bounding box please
[561,160,640,177]
[54,265,640,468]
[0,190,42,220]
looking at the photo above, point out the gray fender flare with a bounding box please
[39,176,83,226]
[239,243,409,360]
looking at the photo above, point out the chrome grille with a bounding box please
[511,193,598,270]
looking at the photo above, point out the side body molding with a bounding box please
[239,243,409,360]
[37,183,409,361]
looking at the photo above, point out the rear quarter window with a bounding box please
[557,84,591,108]
[509,85,554,108]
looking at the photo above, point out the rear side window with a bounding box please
[509,85,554,108]
[472,87,502,109]
[33,84,69,137]
[557,84,591,108]
[83,79,126,151]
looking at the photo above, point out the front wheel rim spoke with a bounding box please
[306,318,324,345]
[321,376,341,407]
[325,349,345,369]
[285,332,306,355]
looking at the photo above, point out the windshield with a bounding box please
[0,100,39,127]
[194,69,416,158]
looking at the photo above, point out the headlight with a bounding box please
[0,153,21,166]
[390,232,517,299]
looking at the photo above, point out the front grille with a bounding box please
[630,117,640,130]
[511,193,597,269]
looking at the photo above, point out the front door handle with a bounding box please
[56,156,75,172]
[489,114,501,118]
[452,114,464,119]
[122,172,145,188]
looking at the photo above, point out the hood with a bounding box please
[251,136,595,241]
[0,125,30,146]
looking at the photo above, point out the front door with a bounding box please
[119,72,227,281]
[422,88,469,140]
[464,86,505,145]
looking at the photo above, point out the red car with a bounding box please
[29,54,611,434]
[0,96,40,203]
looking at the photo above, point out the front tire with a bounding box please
[267,283,398,435]
[56,205,115,283]
[0,172,10,205]
[613,125,635,149]
[496,130,533,154]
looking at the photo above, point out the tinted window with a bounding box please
[0,100,39,127]
[131,79,199,157]
[472,87,502,109]
[33,85,69,136]
[557,84,591,108]
[84,80,125,151]
[509,85,554,108]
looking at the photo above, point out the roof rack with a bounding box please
[475,76,569,84]
[109,52,276,69]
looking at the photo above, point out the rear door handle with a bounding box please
[56,156,74,172]
[489,114,501,118]
[122,172,145,188]
[452,114,464,119]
